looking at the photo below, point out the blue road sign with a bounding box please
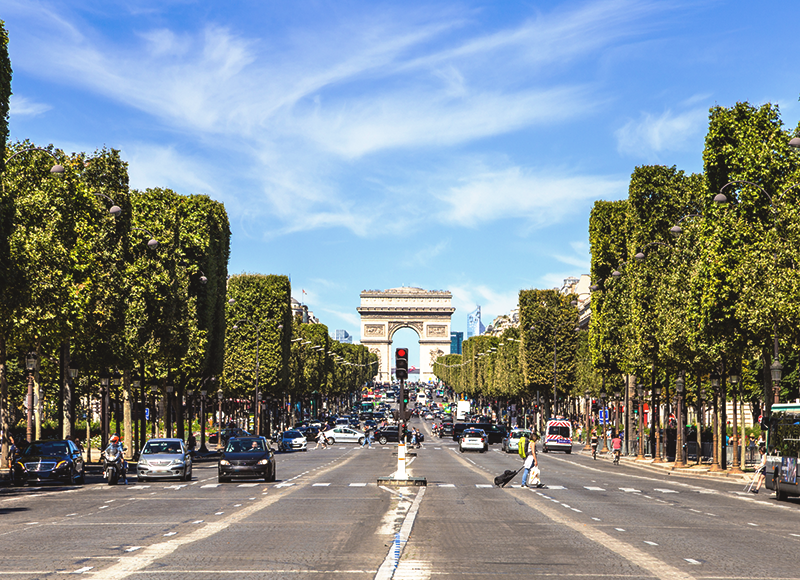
[145,407,150,420]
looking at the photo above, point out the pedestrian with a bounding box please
[751,446,767,494]
[315,429,328,450]
[525,434,543,488]
[590,429,598,460]
[187,432,197,453]
[518,431,532,486]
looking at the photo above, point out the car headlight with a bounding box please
[15,462,25,471]
[55,460,68,470]
[257,459,269,465]
[219,459,230,466]
[171,460,185,466]
[138,458,148,466]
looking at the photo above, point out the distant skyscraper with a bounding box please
[467,306,485,338]
[333,329,353,344]
[450,331,463,354]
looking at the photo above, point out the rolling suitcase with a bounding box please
[494,468,521,487]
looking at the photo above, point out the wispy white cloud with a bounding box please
[615,106,708,157]
[436,164,626,228]
[9,95,52,117]
[450,284,519,325]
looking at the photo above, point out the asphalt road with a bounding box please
[1,417,799,580]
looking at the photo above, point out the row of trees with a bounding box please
[434,102,800,457]
[433,289,584,420]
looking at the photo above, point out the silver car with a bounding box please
[322,426,366,445]
[137,438,192,482]
[503,429,532,453]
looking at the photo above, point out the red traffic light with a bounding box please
[397,348,408,357]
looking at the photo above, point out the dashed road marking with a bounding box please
[654,488,678,494]
[163,532,177,537]
[685,559,701,565]
[312,483,330,487]
[237,483,258,488]
[349,483,367,487]
[201,484,220,488]
[438,484,455,488]
[585,486,605,491]
[125,547,141,552]
[644,541,658,546]
[619,487,640,493]
[72,566,94,574]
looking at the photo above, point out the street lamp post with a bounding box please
[674,374,686,468]
[150,386,158,438]
[770,359,783,406]
[599,390,609,453]
[613,390,621,435]
[199,389,208,453]
[100,370,110,450]
[728,371,742,474]
[636,384,645,460]
[217,391,224,443]
[132,375,140,455]
[187,389,194,443]
[653,386,663,463]
[166,385,174,438]
[25,352,38,443]
[709,371,722,472]
[583,390,592,450]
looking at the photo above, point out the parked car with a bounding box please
[459,429,488,453]
[137,438,192,482]
[218,436,275,482]
[279,430,308,452]
[322,426,366,445]
[502,428,532,453]
[12,439,85,486]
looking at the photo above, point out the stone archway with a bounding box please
[357,287,454,383]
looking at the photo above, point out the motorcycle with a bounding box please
[103,444,127,485]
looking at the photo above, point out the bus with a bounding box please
[765,403,800,501]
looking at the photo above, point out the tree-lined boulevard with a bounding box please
[1,414,798,580]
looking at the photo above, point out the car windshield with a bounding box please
[23,441,68,456]
[143,441,182,454]
[226,439,265,452]
[464,430,483,437]
[513,431,531,439]
[283,431,302,439]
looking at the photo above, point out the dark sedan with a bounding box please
[13,439,85,486]
[218,437,275,483]
[375,426,424,445]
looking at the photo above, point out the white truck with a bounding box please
[456,400,471,421]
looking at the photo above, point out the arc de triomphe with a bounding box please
[357,287,454,383]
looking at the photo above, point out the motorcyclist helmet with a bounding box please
[110,435,120,444]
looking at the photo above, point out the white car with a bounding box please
[459,429,488,453]
[322,427,366,445]
[279,430,308,452]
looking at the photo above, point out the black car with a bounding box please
[208,427,249,446]
[218,437,275,483]
[375,426,424,445]
[297,426,320,442]
[13,439,85,486]
[453,423,506,444]
[439,422,454,437]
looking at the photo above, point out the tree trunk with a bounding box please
[0,335,8,469]
[61,340,73,440]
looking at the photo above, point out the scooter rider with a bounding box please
[105,435,128,484]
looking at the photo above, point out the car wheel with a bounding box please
[358,437,365,445]
[269,465,277,482]
[327,438,335,445]
[542,446,549,453]
[218,476,230,483]
[184,467,192,481]
[565,448,572,454]
[76,470,86,485]
[379,437,387,445]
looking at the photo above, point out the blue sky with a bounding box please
[4,0,800,367]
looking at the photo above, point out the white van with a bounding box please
[542,419,572,453]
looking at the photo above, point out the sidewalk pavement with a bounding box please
[577,446,753,483]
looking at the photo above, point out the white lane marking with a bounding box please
[476,484,493,488]
[547,485,566,490]
[105,500,116,503]
[125,547,141,552]
[790,533,800,537]
[689,509,701,513]
[705,513,716,517]
[67,513,77,517]
[25,522,39,525]
[654,488,678,494]
[215,512,224,515]
[72,566,94,574]
[615,528,625,532]
[165,485,187,490]
[233,504,242,507]
[585,486,605,491]
[192,520,204,524]
[99,506,108,509]
[747,522,758,527]
[237,483,258,488]
[592,517,601,521]
[644,541,658,546]
[438,484,455,488]
[163,532,177,537]
[571,508,582,513]
[685,559,701,565]
[274,483,294,488]
[201,484,220,488]
[312,483,331,487]
[375,488,426,580]
[349,483,367,487]
[619,487,640,493]
[516,493,695,580]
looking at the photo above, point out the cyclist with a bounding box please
[611,431,622,464]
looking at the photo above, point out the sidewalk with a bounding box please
[577,446,752,483]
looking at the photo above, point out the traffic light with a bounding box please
[396,347,409,380]
[403,391,410,406]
